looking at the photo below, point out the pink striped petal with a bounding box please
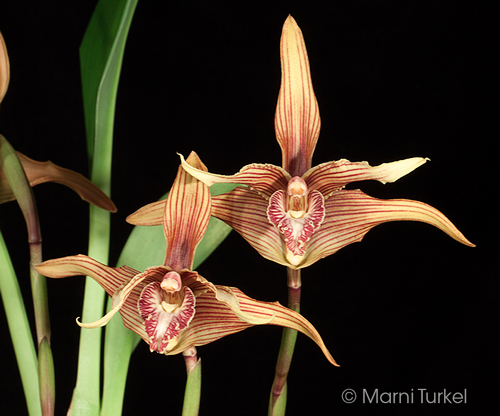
[180,153,290,199]
[211,188,288,267]
[167,286,338,366]
[302,157,429,198]
[0,152,117,211]
[163,151,211,270]
[299,189,475,268]
[275,16,320,177]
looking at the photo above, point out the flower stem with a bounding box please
[0,230,42,416]
[1,136,55,415]
[182,347,201,416]
[268,268,302,416]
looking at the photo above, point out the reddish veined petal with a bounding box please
[211,187,288,267]
[300,189,475,268]
[167,287,338,366]
[180,153,290,199]
[126,200,165,226]
[163,151,211,270]
[275,16,320,177]
[35,255,138,296]
[302,157,428,198]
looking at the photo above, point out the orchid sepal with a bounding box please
[0,149,117,212]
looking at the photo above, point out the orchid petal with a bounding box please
[180,270,274,324]
[212,285,274,325]
[36,257,168,337]
[126,200,164,226]
[299,189,475,268]
[167,287,338,366]
[180,153,290,199]
[163,152,211,270]
[212,188,288,267]
[275,16,320,177]
[0,31,9,104]
[302,157,429,198]
[35,255,138,296]
[0,152,117,211]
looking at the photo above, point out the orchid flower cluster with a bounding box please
[0,10,473,416]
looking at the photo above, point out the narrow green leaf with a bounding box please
[0,230,41,416]
[78,0,138,415]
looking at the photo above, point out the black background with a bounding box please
[0,1,496,415]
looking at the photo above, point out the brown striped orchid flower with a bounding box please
[179,15,474,269]
[36,152,337,364]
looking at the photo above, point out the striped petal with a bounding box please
[180,153,290,199]
[211,188,288,267]
[163,151,211,270]
[35,255,149,340]
[0,152,117,211]
[302,157,429,198]
[298,189,475,268]
[35,255,138,296]
[126,200,165,226]
[166,287,338,366]
[275,16,320,177]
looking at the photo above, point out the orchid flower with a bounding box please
[36,152,337,364]
[179,15,474,269]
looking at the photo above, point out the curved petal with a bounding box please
[211,188,288,267]
[302,157,429,198]
[299,189,475,268]
[164,151,211,270]
[0,152,117,212]
[0,31,9,104]
[275,16,320,177]
[126,200,165,226]
[78,265,169,329]
[35,255,138,296]
[167,287,338,366]
[183,271,274,325]
[180,153,290,199]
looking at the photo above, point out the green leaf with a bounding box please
[77,1,138,415]
[0,230,41,416]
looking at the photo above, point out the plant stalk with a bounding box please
[1,136,55,415]
[182,347,201,416]
[268,267,301,416]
